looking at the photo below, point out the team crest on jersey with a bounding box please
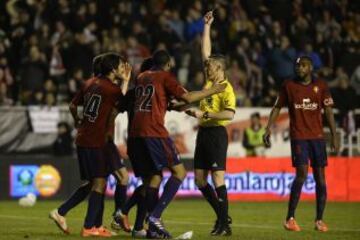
[313,86,319,93]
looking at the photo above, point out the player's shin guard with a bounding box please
[215,185,229,225]
[84,191,104,228]
[151,176,182,218]
[287,179,304,220]
[315,183,327,220]
[58,183,91,216]
[199,183,220,219]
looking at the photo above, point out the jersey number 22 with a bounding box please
[135,85,154,112]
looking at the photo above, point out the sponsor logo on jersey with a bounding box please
[323,97,334,106]
[294,98,318,110]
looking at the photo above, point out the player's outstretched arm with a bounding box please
[186,108,234,120]
[324,106,340,154]
[168,99,193,112]
[202,11,214,61]
[180,81,226,103]
[263,107,281,147]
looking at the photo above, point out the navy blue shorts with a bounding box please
[127,137,181,177]
[77,146,109,180]
[290,139,328,168]
[77,142,125,180]
[104,140,125,173]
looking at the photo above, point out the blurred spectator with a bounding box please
[298,42,323,71]
[185,4,203,41]
[0,55,14,105]
[167,10,185,41]
[186,71,204,91]
[49,45,66,84]
[267,36,297,86]
[19,46,48,104]
[316,10,341,39]
[0,0,357,111]
[29,91,44,105]
[125,35,150,72]
[45,92,56,107]
[331,74,358,128]
[350,66,360,95]
[242,112,267,157]
[53,122,73,156]
[68,69,84,101]
[66,32,94,77]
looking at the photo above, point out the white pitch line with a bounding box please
[0,214,359,233]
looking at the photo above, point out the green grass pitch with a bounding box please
[0,199,359,239]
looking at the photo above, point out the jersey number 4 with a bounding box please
[84,94,102,122]
[135,85,154,112]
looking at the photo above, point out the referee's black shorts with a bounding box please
[194,126,228,171]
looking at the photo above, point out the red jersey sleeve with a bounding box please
[164,73,186,98]
[321,81,334,107]
[274,81,288,108]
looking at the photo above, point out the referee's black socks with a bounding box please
[199,183,220,219]
[215,185,229,225]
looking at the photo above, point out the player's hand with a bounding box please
[185,108,204,119]
[212,81,227,94]
[263,128,271,148]
[330,134,340,154]
[122,62,132,82]
[204,11,214,25]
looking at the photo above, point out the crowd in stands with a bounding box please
[0,0,359,126]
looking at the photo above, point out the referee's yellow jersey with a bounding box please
[199,79,236,127]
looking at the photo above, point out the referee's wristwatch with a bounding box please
[203,111,210,119]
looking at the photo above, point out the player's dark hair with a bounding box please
[92,54,104,76]
[152,50,171,68]
[98,52,125,76]
[140,57,153,72]
[296,55,313,65]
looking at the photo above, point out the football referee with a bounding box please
[186,11,236,237]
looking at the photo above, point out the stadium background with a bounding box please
[0,1,359,239]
